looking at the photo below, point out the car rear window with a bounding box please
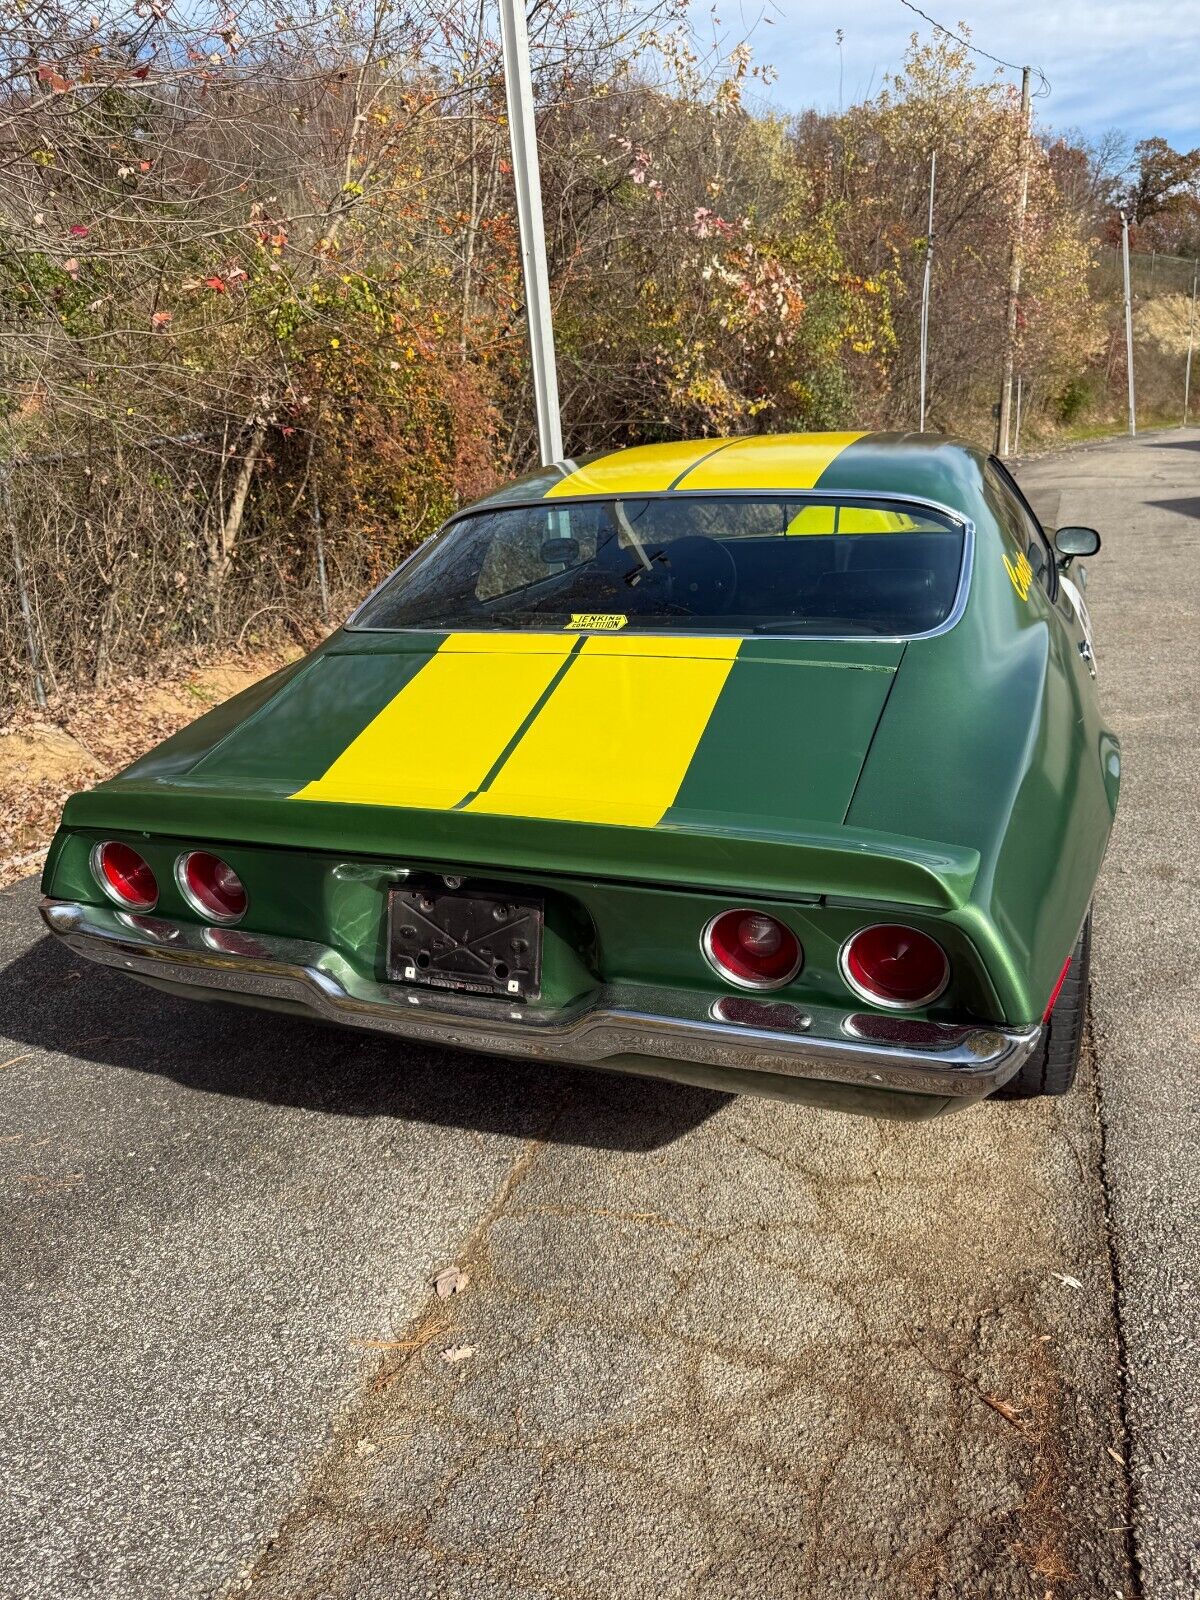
[350,494,966,638]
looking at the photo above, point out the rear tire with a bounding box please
[996,911,1092,1099]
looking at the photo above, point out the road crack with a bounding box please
[1089,1009,1147,1600]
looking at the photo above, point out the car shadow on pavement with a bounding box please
[0,929,728,1153]
[1149,437,1200,451]
[1147,495,1200,520]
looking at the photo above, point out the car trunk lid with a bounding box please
[67,627,984,908]
[182,630,904,832]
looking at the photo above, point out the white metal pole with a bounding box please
[498,0,563,466]
[919,150,936,432]
[1121,211,1136,437]
[1184,268,1197,426]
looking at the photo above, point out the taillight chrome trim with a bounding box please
[700,908,803,992]
[174,851,247,926]
[837,923,950,1011]
[90,841,158,912]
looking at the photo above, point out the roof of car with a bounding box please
[463,431,992,520]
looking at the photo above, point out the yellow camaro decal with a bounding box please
[1004,549,1034,601]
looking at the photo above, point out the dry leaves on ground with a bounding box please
[434,1266,469,1299]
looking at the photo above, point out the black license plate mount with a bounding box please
[387,881,544,1000]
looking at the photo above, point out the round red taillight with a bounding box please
[840,924,949,1009]
[92,840,158,911]
[702,909,802,990]
[176,851,247,925]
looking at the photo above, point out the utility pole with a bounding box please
[498,0,563,466]
[1121,211,1136,437]
[996,65,1032,456]
[919,150,936,432]
[1184,267,1197,425]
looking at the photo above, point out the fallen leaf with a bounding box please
[434,1265,468,1299]
[441,1345,474,1364]
[203,275,227,293]
[982,1394,1025,1429]
[69,223,89,238]
[151,310,173,330]
[1051,1272,1084,1290]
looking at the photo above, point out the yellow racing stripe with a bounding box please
[291,633,577,810]
[544,440,734,498]
[465,635,741,828]
[680,431,864,491]
[785,504,919,535]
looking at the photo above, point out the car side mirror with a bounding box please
[1054,526,1101,565]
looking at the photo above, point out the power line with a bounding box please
[896,0,1051,96]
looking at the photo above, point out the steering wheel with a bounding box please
[661,536,738,615]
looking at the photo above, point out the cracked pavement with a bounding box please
[2,430,1196,1599]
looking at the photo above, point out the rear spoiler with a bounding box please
[56,781,980,911]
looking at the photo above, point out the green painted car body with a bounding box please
[40,433,1120,1117]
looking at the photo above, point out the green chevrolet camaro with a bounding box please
[40,432,1118,1118]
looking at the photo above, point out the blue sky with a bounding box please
[738,0,1200,152]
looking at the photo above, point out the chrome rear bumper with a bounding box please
[39,899,1038,1104]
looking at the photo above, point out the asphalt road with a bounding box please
[1,430,1195,1600]
[1017,432,1200,1600]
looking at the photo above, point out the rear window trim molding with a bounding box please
[345,489,976,645]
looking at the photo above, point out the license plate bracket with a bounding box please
[387,882,543,999]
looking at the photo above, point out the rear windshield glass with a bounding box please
[350,495,966,637]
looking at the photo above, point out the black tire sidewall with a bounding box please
[996,910,1092,1099]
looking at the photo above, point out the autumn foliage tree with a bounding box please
[0,10,1165,709]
